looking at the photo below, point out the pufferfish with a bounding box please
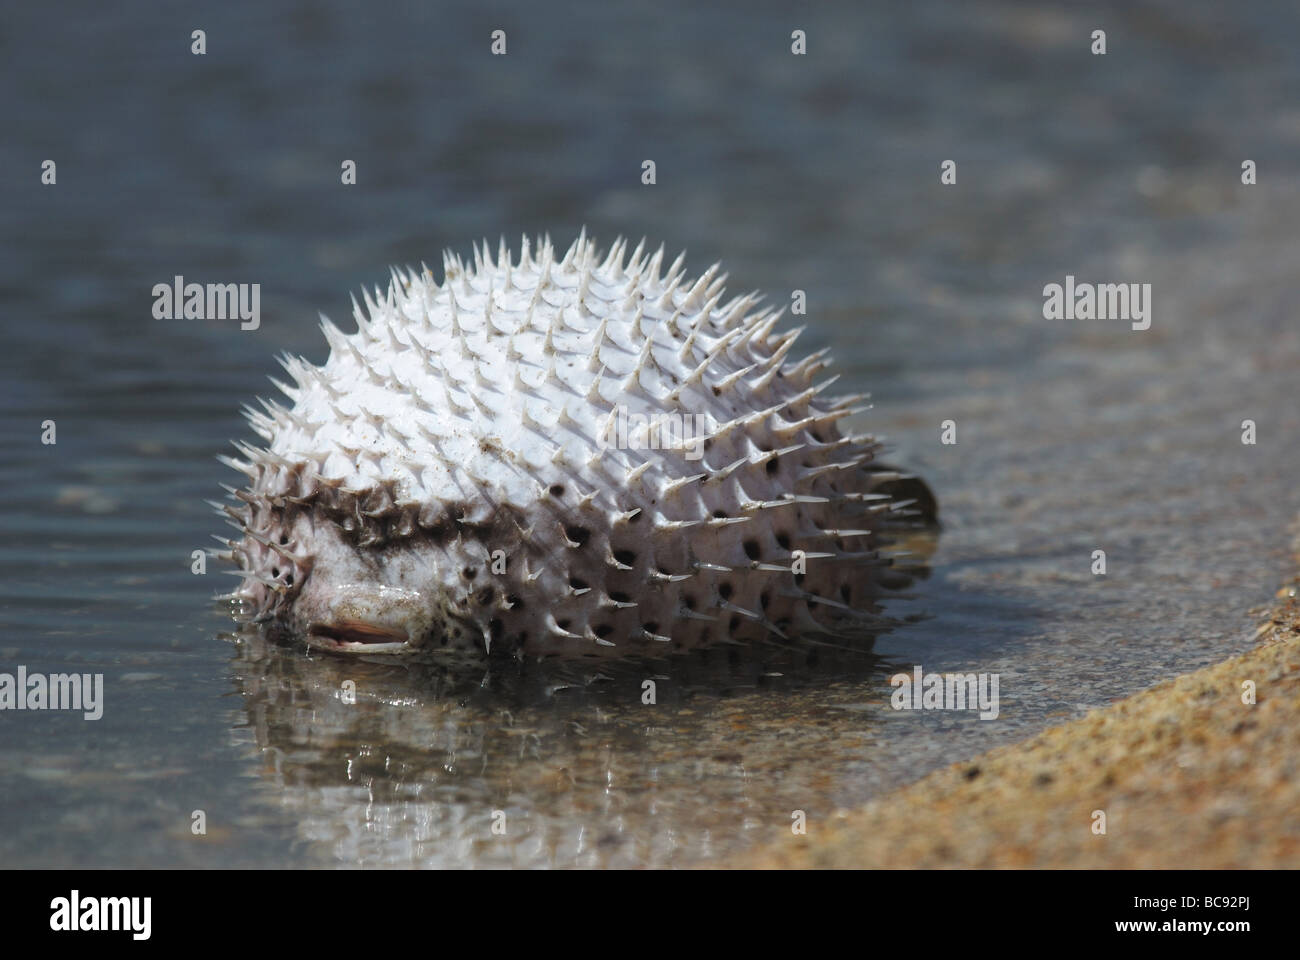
[212,232,934,661]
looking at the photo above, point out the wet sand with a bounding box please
[732,566,1300,869]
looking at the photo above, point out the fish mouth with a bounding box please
[306,619,412,655]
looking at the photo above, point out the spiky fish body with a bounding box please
[215,233,927,660]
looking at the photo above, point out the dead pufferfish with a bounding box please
[213,232,934,661]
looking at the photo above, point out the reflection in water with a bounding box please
[229,633,884,867]
[225,493,938,868]
[227,536,936,867]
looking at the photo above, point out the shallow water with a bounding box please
[2,0,1298,866]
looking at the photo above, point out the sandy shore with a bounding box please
[731,577,1300,869]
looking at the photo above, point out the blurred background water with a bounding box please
[1,0,1298,867]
